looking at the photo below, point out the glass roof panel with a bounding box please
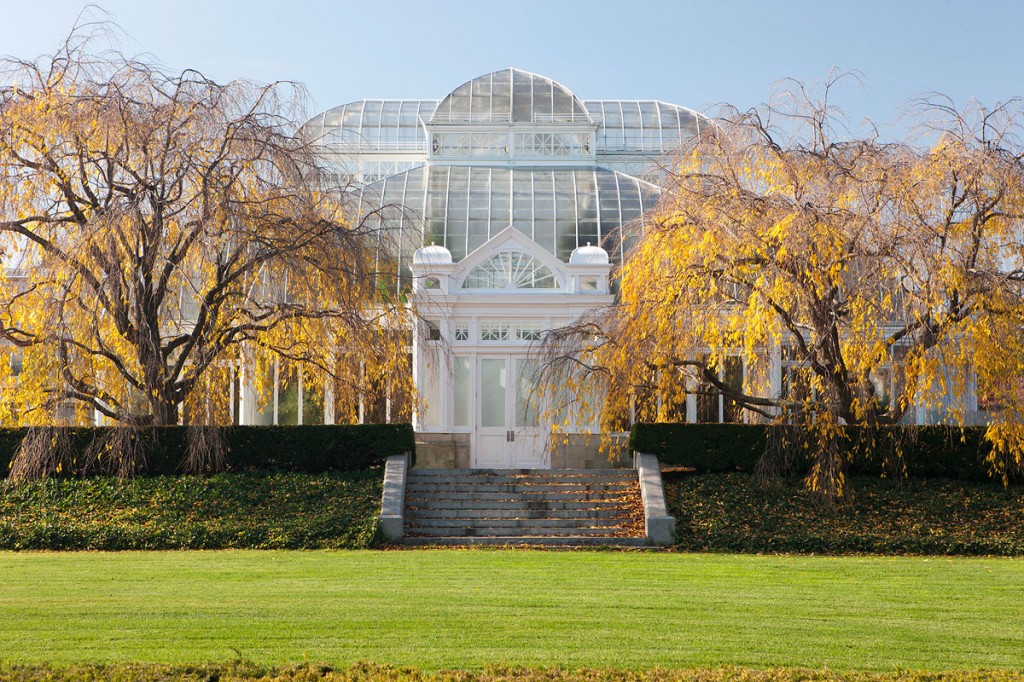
[300,100,435,153]
[304,97,708,156]
[585,100,706,154]
[358,166,659,265]
[303,81,713,290]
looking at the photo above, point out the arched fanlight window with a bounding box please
[462,251,560,290]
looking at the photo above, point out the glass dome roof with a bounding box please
[430,69,592,125]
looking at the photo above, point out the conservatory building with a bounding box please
[302,69,708,467]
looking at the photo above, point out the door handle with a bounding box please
[511,431,515,442]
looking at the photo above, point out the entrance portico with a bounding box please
[411,227,613,468]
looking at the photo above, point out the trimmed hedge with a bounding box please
[630,423,767,472]
[0,423,414,478]
[629,423,999,481]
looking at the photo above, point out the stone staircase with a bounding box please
[402,468,647,546]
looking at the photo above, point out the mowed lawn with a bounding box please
[0,550,1021,671]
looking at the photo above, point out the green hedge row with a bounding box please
[629,423,1000,481]
[0,424,414,478]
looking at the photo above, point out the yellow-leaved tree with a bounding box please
[0,27,412,474]
[541,76,1024,499]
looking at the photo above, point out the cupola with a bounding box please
[411,243,454,294]
[567,242,611,293]
[413,243,453,266]
[569,242,609,266]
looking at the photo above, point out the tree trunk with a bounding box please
[149,393,180,426]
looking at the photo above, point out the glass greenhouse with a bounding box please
[301,68,709,282]
[299,69,710,466]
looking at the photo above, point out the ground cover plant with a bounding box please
[664,472,1024,555]
[0,551,1022,672]
[4,469,1023,555]
[0,471,381,550]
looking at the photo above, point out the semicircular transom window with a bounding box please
[462,252,560,290]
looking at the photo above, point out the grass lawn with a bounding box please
[0,550,1021,672]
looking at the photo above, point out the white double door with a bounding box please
[473,354,547,469]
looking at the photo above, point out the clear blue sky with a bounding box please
[4,0,1022,139]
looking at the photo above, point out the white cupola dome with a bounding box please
[569,242,609,266]
[413,243,453,266]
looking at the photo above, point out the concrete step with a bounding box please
[400,466,645,546]
[407,474,637,485]
[405,491,638,502]
[405,475,630,481]
[405,507,634,520]
[411,468,635,477]
[401,536,652,547]
[405,482,637,494]
[405,482,637,492]
[405,471,634,481]
[405,525,637,537]
[405,517,631,529]
[405,499,634,512]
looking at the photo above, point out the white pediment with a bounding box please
[451,226,569,291]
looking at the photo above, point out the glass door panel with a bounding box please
[515,358,540,428]
[480,358,507,428]
[512,356,546,468]
[453,356,471,427]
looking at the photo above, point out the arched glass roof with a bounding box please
[430,69,592,125]
[357,165,660,265]
[301,100,436,152]
[588,100,705,154]
[303,98,708,157]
